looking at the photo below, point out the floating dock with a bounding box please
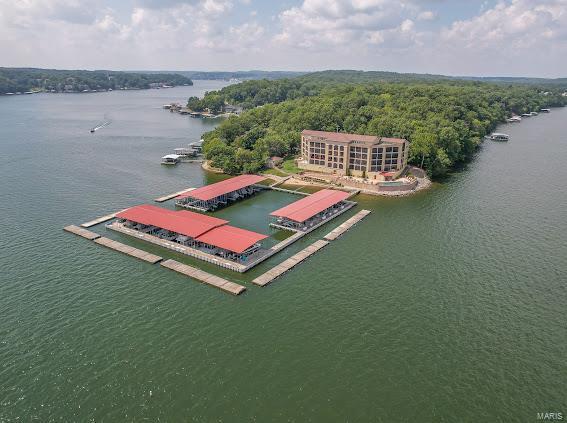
[154,187,195,203]
[252,239,329,287]
[63,225,101,240]
[324,209,371,241]
[160,259,246,295]
[80,209,126,228]
[93,237,163,264]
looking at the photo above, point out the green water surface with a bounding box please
[0,84,566,422]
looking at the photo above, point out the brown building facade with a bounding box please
[298,130,409,180]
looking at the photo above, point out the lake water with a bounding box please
[0,83,566,422]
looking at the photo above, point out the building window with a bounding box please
[348,146,368,171]
[370,147,383,172]
[309,141,326,166]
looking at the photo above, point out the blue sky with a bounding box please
[0,0,565,77]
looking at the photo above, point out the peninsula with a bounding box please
[189,70,566,187]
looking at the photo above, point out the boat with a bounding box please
[540,108,551,113]
[521,113,531,117]
[530,111,538,116]
[490,133,510,142]
[161,154,182,165]
[507,116,522,123]
[89,120,111,133]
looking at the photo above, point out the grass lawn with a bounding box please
[263,168,288,177]
[281,158,301,174]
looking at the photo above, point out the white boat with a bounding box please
[490,133,509,142]
[521,113,531,117]
[507,116,522,123]
[540,108,551,113]
[161,154,182,165]
[530,111,538,116]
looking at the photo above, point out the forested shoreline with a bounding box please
[0,68,192,94]
[196,71,567,176]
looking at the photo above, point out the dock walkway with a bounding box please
[63,225,101,240]
[161,259,245,295]
[324,209,371,241]
[252,239,329,287]
[93,237,163,264]
[80,210,126,228]
[154,187,195,203]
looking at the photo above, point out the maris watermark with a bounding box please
[537,412,564,421]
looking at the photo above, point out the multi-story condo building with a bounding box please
[298,130,409,180]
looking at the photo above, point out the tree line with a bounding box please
[0,68,193,94]
[197,72,566,176]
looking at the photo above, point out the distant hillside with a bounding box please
[185,69,567,113]
[0,68,193,94]
[301,70,567,87]
[140,70,306,81]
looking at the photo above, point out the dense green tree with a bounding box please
[196,71,566,176]
[0,68,192,94]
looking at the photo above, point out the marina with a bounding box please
[63,225,101,240]
[93,237,163,264]
[175,174,267,211]
[323,209,372,241]
[252,240,330,287]
[269,189,354,232]
[160,259,246,295]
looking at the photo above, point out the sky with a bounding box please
[1,0,566,77]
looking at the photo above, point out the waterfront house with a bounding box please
[298,130,409,181]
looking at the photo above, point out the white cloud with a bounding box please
[0,0,566,76]
[442,0,567,49]
[274,0,426,51]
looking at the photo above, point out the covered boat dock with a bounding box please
[175,174,266,211]
[113,204,268,266]
[270,189,353,232]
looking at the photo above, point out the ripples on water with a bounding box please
[0,86,566,421]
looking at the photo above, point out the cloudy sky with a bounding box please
[1,0,566,77]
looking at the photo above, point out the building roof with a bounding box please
[116,204,267,254]
[301,130,406,145]
[116,204,228,239]
[176,174,266,201]
[196,225,268,254]
[302,129,378,144]
[270,189,350,223]
[380,137,406,144]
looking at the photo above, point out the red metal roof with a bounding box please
[116,204,268,253]
[116,205,228,238]
[270,189,350,223]
[195,225,268,254]
[176,175,266,201]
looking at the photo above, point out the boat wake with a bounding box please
[90,119,111,133]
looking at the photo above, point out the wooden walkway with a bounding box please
[93,237,163,264]
[63,225,101,240]
[80,209,126,228]
[324,209,371,241]
[252,240,329,287]
[154,187,195,203]
[161,259,246,295]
